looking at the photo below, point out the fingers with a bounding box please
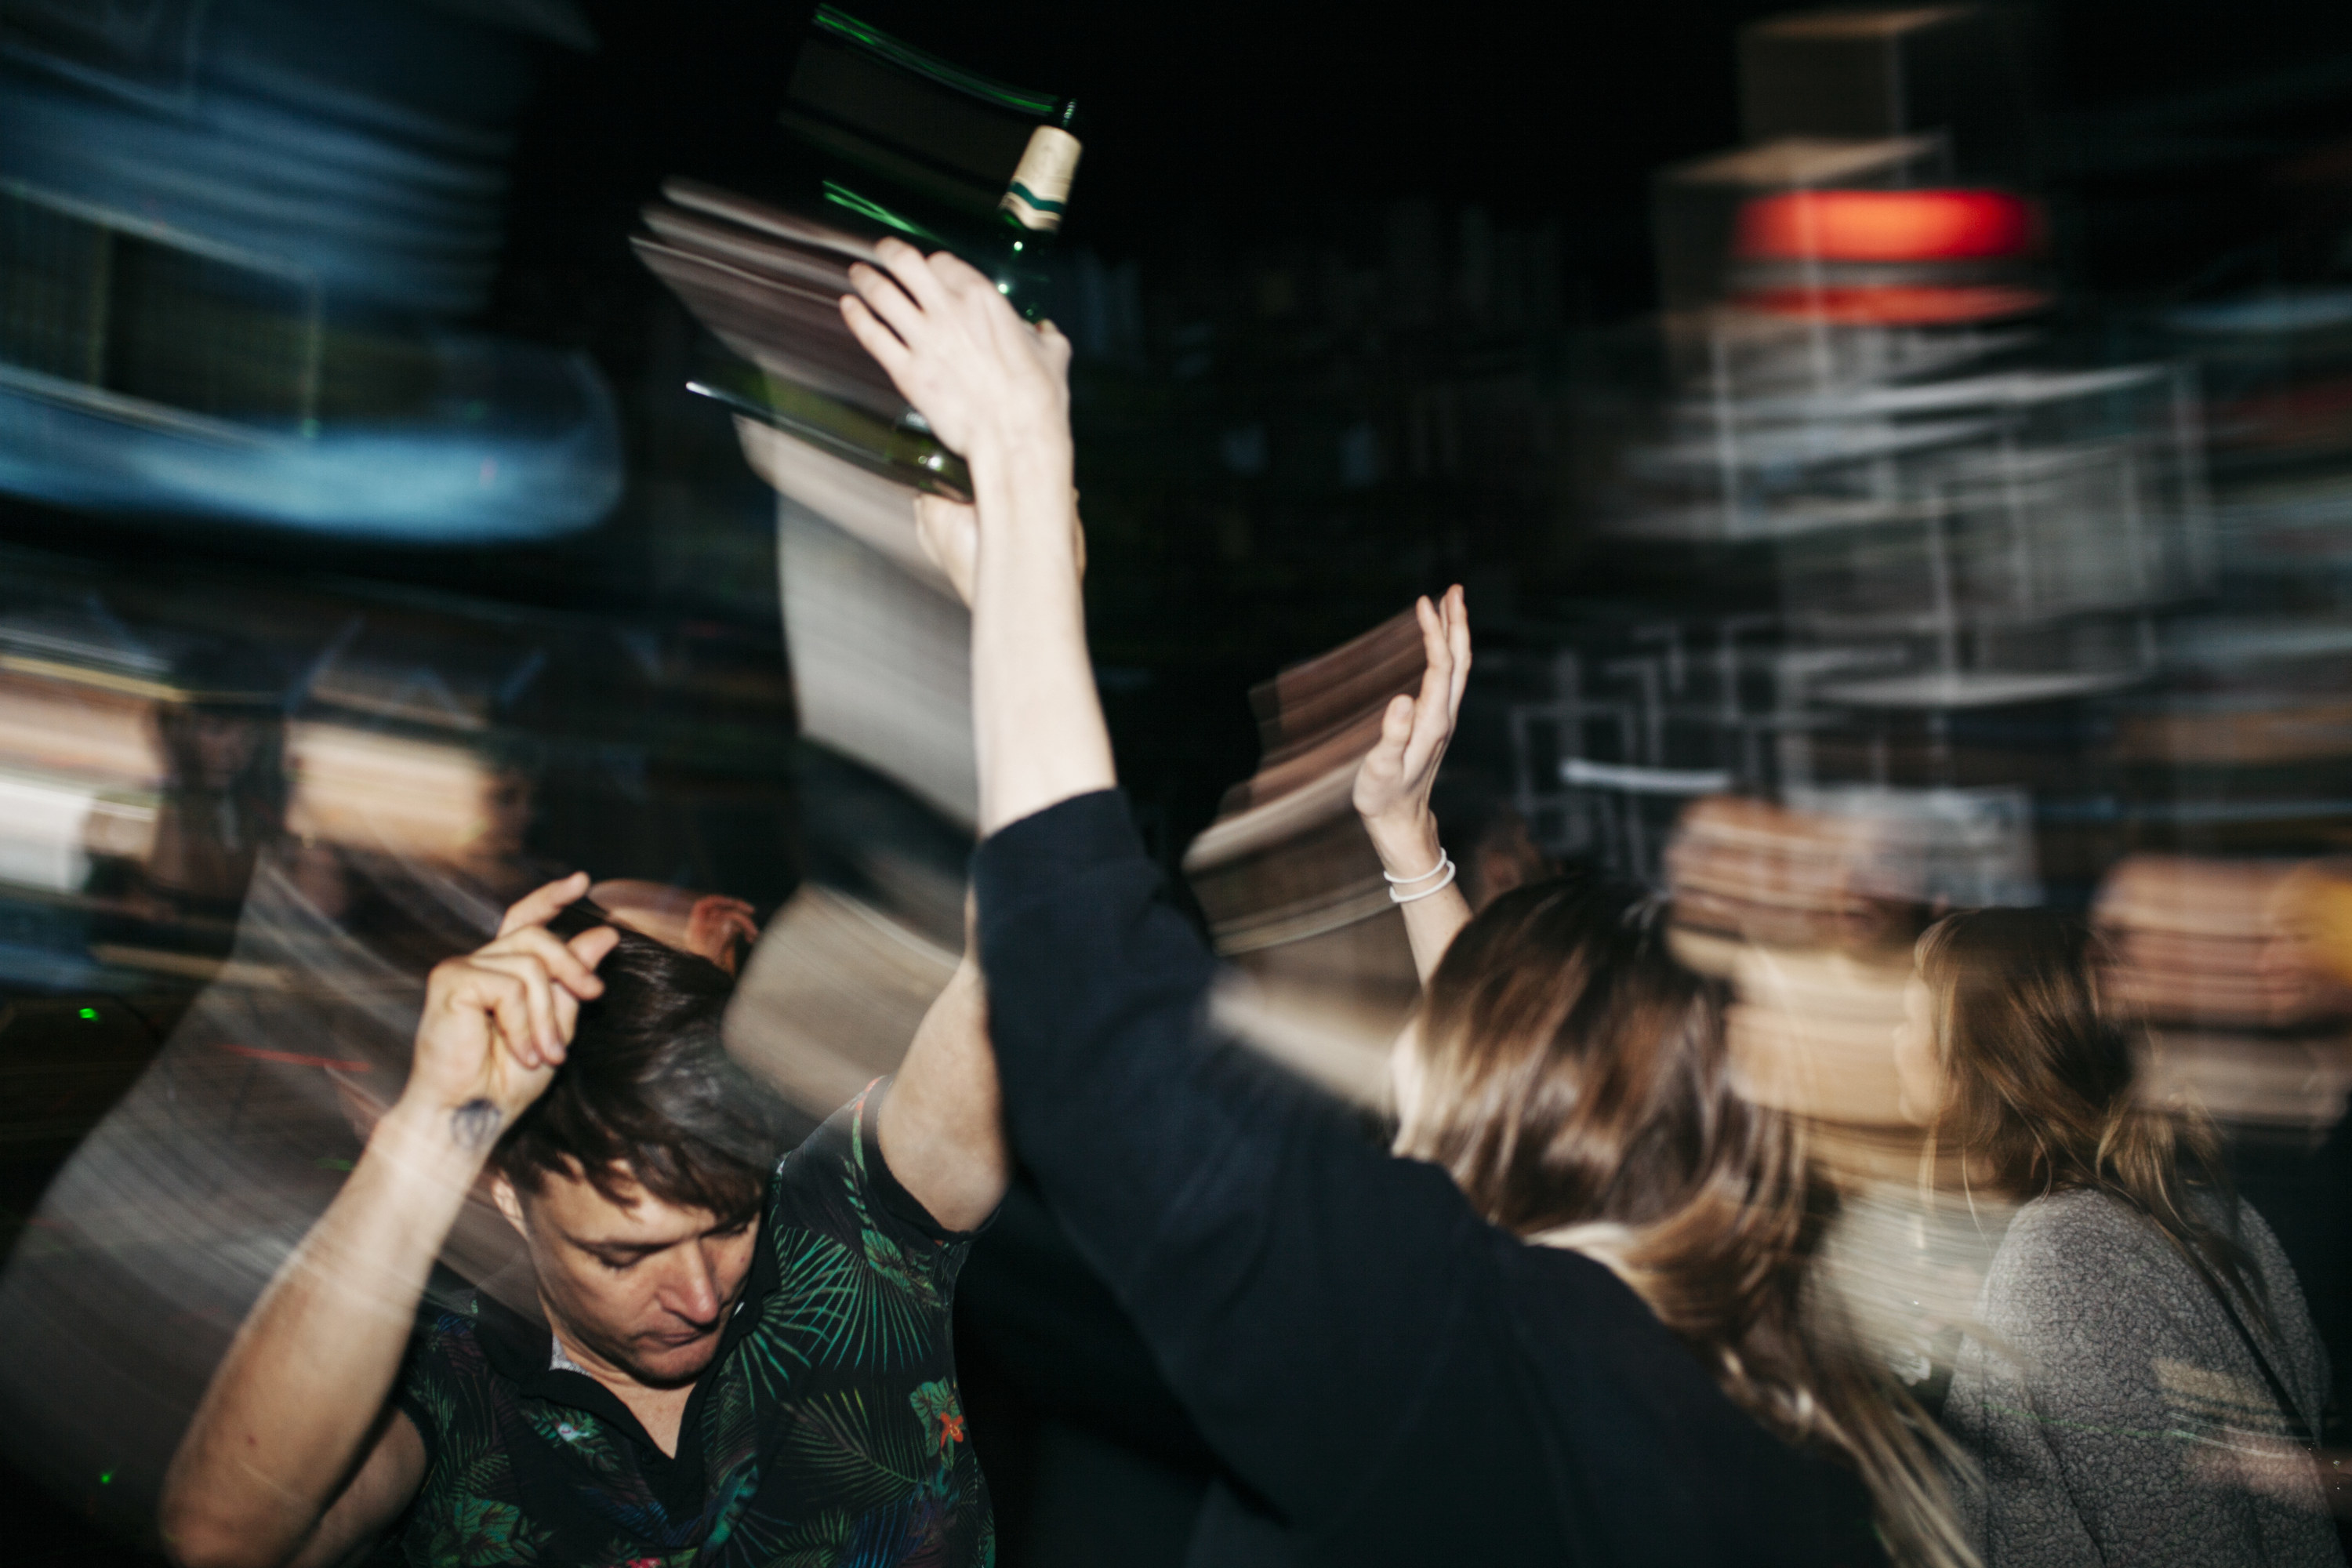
[871,236,955,311]
[840,292,915,385]
[434,957,551,1073]
[1410,597,1455,724]
[492,924,608,1003]
[450,918,616,1068]
[568,923,622,973]
[908,241,1005,307]
[873,239,1029,343]
[1443,584,1472,716]
[1376,691,1414,758]
[554,926,622,1041]
[1414,593,1451,676]
[844,257,926,344]
[484,979,546,1076]
[847,241,1000,358]
[471,951,563,1065]
[1035,318,1074,375]
[1390,593,1464,782]
[498,871,589,938]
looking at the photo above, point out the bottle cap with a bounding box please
[1000,125,1082,233]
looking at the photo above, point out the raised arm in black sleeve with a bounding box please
[973,791,1581,1557]
[971,792,1895,1568]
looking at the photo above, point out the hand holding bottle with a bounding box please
[844,237,1107,833]
[840,238,1072,470]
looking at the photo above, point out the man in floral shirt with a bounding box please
[160,873,1006,1567]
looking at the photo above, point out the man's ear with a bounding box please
[490,1171,532,1239]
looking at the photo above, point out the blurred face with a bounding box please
[1891,975,1945,1126]
[186,712,262,788]
[494,1164,758,1388]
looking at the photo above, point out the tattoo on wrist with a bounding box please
[449,1098,503,1152]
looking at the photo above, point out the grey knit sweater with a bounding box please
[1944,1186,2343,1567]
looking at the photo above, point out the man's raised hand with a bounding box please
[403,871,619,1154]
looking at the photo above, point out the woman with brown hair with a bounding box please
[1896,909,2343,1567]
[837,236,1969,1566]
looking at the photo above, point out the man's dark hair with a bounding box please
[492,900,786,1224]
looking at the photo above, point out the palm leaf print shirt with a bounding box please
[391,1083,993,1566]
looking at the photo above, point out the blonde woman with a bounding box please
[840,238,1965,1566]
[1896,909,2343,1567]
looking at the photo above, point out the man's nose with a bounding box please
[659,1244,721,1324]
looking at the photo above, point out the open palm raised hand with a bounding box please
[1353,586,1472,858]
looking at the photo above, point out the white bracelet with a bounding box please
[1381,850,1450,885]
[1389,854,1457,903]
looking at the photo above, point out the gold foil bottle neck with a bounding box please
[999,125,1082,233]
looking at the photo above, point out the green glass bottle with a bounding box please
[688,358,974,501]
[653,9,1085,494]
[821,98,1082,322]
[785,8,1083,321]
[989,98,1083,318]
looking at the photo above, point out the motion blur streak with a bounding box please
[0,0,619,539]
[0,566,807,1542]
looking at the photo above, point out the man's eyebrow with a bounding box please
[563,1215,754,1252]
[564,1232,667,1255]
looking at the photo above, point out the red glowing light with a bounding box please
[1736,190,2041,263]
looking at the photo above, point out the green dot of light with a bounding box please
[78,1007,98,1021]
[99,1470,113,1484]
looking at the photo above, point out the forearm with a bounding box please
[877,960,1006,1232]
[1363,810,1472,985]
[162,1100,482,1566]
[967,430,1114,835]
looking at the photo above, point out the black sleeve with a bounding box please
[972,790,1536,1539]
